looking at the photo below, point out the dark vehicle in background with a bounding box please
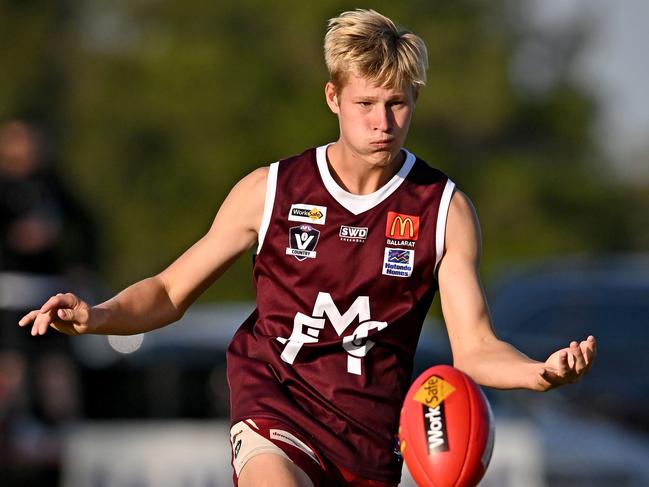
[489,253,649,431]
[480,253,649,486]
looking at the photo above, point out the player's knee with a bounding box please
[238,453,314,487]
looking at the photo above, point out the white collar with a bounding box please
[315,144,415,215]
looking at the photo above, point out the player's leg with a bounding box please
[230,419,323,487]
[238,453,314,487]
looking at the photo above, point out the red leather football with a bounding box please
[399,365,495,487]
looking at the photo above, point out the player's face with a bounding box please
[325,74,417,168]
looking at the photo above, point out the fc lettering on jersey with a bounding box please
[385,211,420,241]
[276,292,388,375]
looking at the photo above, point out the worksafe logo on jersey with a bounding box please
[382,248,414,277]
[288,204,327,225]
[385,211,420,243]
[286,224,320,261]
[339,225,368,243]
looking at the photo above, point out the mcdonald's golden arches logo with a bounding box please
[385,211,420,240]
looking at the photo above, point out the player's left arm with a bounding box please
[436,190,597,391]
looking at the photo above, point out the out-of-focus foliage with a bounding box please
[1,0,645,303]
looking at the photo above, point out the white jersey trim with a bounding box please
[435,179,456,276]
[256,162,279,254]
[315,144,416,215]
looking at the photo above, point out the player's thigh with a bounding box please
[238,452,314,487]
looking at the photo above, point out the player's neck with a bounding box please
[325,142,405,195]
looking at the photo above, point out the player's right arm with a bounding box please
[18,167,269,337]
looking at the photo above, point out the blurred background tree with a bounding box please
[1,0,646,305]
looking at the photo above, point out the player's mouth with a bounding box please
[370,139,395,149]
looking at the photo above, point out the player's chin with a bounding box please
[366,149,398,167]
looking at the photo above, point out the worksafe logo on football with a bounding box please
[424,403,449,454]
[276,292,388,375]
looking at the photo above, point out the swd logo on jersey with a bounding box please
[339,225,368,243]
[286,224,320,261]
[289,204,327,225]
[276,292,388,375]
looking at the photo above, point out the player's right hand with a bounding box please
[18,293,92,336]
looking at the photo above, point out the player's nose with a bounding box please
[373,106,393,132]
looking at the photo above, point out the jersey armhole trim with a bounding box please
[434,179,456,277]
[256,162,279,255]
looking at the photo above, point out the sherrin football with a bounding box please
[399,365,495,487]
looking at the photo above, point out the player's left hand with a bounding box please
[539,335,597,390]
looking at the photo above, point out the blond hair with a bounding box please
[324,9,428,91]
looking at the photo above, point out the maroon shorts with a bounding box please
[229,417,398,487]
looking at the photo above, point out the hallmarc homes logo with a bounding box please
[382,248,414,277]
[289,204,327,225]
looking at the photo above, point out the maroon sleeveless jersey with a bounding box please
[227,145,455,482]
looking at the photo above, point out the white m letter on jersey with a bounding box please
[278,292,388,375]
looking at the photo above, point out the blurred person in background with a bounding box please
[0,120,99,483]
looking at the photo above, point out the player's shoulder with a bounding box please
[235,146,317,195]
[231,166,269,197]
[406,151,449,186]
[275,146,318,169]
[445,189,481,254]
[449,189,474,212]
[446,188,479,228]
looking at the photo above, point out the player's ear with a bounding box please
[325,82,340,114]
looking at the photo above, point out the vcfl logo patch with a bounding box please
[286,224,320,261]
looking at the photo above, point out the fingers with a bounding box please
[34,308,55,336]
[40,293,79,314]
[18,309,40,327]
[549,336,596,388]
[581,335,597,363]
[57,305,90,325]
[17,292,84,336]
[570,341,586,372]
[570,336,597,373]
[557,350,570,375]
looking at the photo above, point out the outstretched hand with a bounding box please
[537,336,597,390]
[18,293,93,336]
